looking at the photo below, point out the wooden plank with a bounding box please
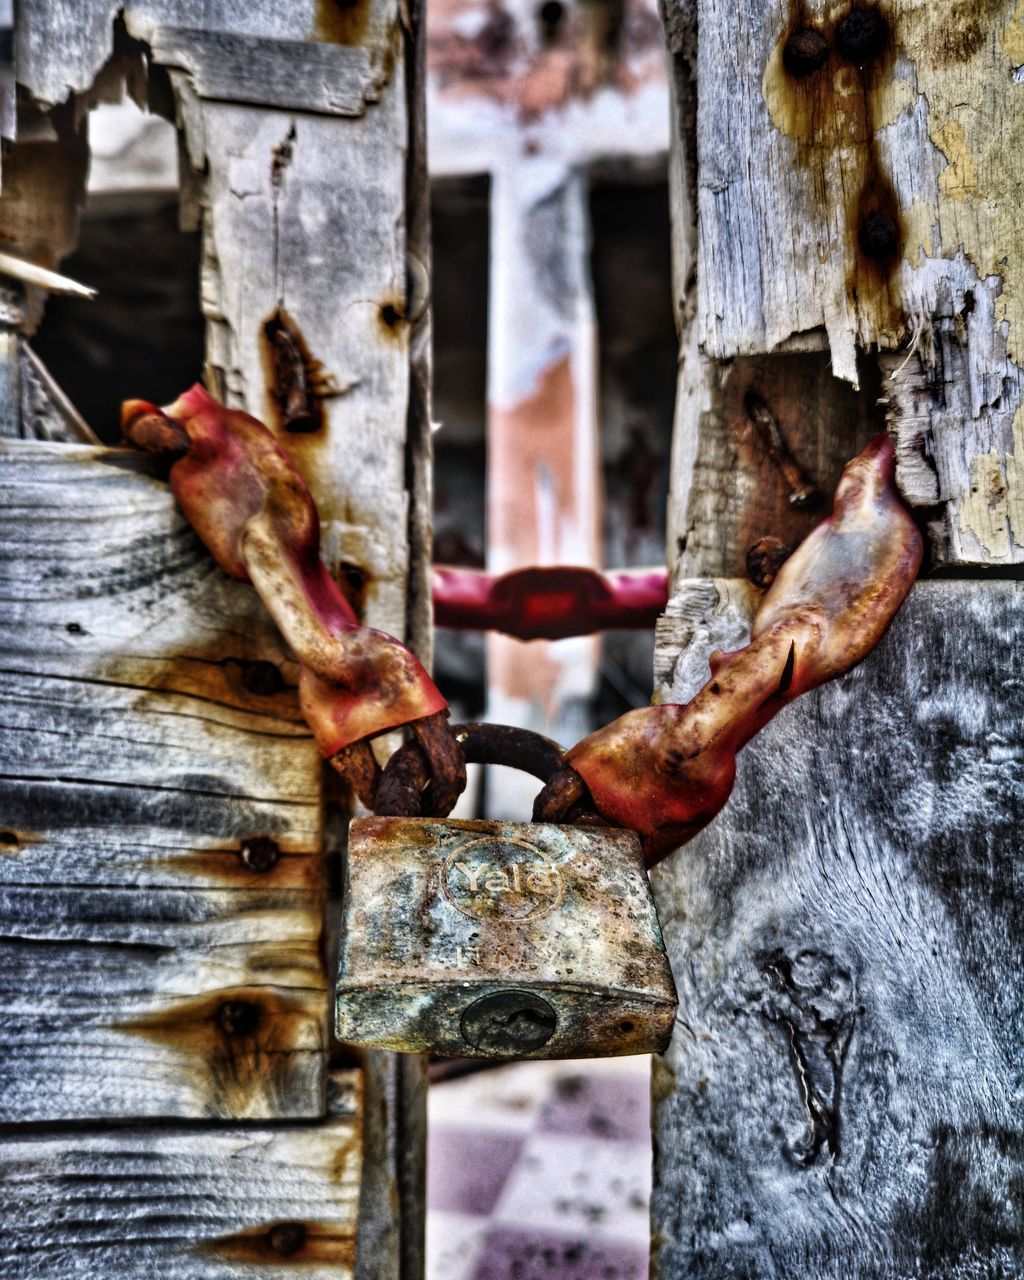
[649,577,1024,1278]
[150,28,383,116]
[0,441,327,1122]
[685,0,1024,564]
[0,1069,362,1278]
[884,333,1024,567]
[14,1,395,108]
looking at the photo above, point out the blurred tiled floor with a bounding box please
[427,1057,652,1280]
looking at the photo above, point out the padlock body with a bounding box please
[336,816,678,1059]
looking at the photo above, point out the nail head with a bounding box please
[239,836,280,874]
[268,1223,307,1256]
[835,6,888,63]
[783,28,829,77]
[217,999,261,1037]
[859,211,899,260]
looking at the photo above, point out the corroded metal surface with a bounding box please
[336,817,677,1060]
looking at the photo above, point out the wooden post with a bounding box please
[2,2,434,1274]
[485,160,602,813]
[651,2,1024,1274]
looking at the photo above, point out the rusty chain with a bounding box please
[122,386,922,866]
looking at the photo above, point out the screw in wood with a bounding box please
[783,28,829,77]
[238,836,280,874]
[858,211,899,260]
[835,6,887,63]
[217,999,261,1037]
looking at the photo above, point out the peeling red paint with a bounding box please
[121,386,447,756]
[566,435,923,865]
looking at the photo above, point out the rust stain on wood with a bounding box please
[114,988,326,1115]
[105,642,303,726]
[200,1219,357,1268]
[262,309,326,435]
[764,1,905,344]
[376,297,408,343]
[160,843,322,891]
[0,830,25,854]
[315,0,373,48]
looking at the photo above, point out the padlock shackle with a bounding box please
[375,722,565,817]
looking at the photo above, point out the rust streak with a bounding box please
[201,1219,357,1268]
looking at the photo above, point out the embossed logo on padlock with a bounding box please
[441,838,564,922]
[335,815,678,1060]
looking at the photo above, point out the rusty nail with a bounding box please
[835,6,887,63]
[746,537,792,589]
[744,391,820,509]
[240,658,285,697]
[217,999,261,1037]
[783,28,829,77]
[858,211,899,260]
[461,990,557,1054]
[266,312,318,433]
[122,407,191,459]
[268,1223,307,1256]
[239,836,280,874]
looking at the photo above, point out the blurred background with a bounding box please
[33,1,674,1274]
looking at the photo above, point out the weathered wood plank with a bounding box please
[649,578,1024,1278]
[171,35,412,646]
[0,1070,362,1279]
[150,29,382,116]
[15,1,396,109]
[684,0,1024,564]
[0,441,326,1122]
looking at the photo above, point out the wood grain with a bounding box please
[650,578,1024,1278]
[682,0,1024,564]
[0,1070,362,1279]
[0,440,327,1122]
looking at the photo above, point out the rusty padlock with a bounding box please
[335,724,678,1060]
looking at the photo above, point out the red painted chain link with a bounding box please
[123,388,921,864]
